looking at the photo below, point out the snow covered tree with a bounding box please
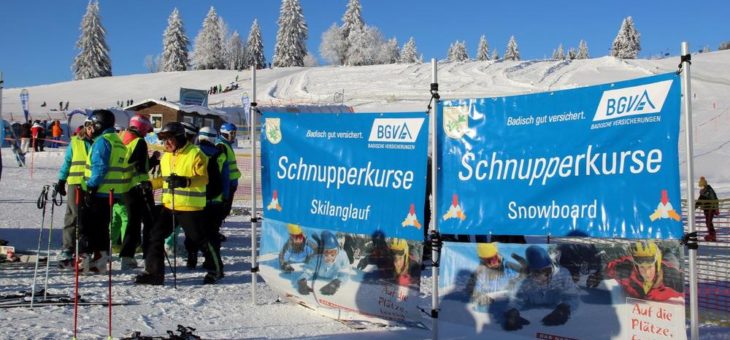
[448,41,468,62]
[379,37,400,64]
[568,48,577,60]
[160,8,190,72]
[246,19,266,69]
[273,0,308,67]
[491,48,499,61]
[341,0,364,41]
[218,16,232,69]
[552,44,564,60]
[346,25,385,66]
[503,36,520,61]
[400,37,420,63]
[303,53,319,67]
[719,41,730,50]
[576,40,590,59]
[320,23,347,65]
[611,16,641,59]
[227,31,247,70]
[476,35,489,61]
[144,54,160,73]
[192,7,225,70]
[72,0,112,80]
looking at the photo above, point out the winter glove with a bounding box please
[281,263,294,273]
[297,279,312,295]
[542,303,571,326]
[166,175,190,189]
[84,186,97,208]
[138,180,153,193]
[503,308,530,331]
[54,180,67,196]
[472,293,494,306]
[320,279,341,295]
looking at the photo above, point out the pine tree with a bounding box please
[320,23,347,65]
[576,40,590,59]
[400,37,420,63]
[476,35,489,61]
[192,7,225,70]
[273,0,309,67]
[611,16,641,59]
[218,16,231,69]
[72,0,112,80]
[380,37,400,64]
[341,0,364,65]
[246,19,266,69]
[504,36,520,61]
[491,48,499,61]
[160,8,190,72]
[552,44,564,60]
[448,41,468,62]
[347,25,385,66]
[228,31,246,70]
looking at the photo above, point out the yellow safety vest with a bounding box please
[67,136,88,185]
[84,133,130,194]
[161,143,208,211]
[217,141,240,180]
[125,136,150,187]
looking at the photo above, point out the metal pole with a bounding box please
[429,58,439,339]
[250,65,259,303]
[681,41,699,340]
[0,71,4,120]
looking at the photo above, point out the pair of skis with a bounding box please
[0,290,130,308]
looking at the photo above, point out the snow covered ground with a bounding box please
[1,51,730,338]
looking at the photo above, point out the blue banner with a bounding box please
[19,89,29,123]
[437,73,682,239]
[261,112,429,241]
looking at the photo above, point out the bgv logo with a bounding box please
[368,118,424,143]
[593,79,672,122]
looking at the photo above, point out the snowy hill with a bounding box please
[4,51,730,194]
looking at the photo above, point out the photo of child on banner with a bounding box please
[437,240,684,339]
[259,219,424,323]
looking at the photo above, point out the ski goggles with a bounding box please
[391,249,406,257]
[479,255,501,268]
[323,248,338,257]
[633,256,657,267]
[289,234,304,241]
[529,267,552,278]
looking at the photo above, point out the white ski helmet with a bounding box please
[198,126,218,143]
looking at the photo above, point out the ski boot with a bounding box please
[134,272,164,286]
[705,232,717,242]
[57,249,75,270]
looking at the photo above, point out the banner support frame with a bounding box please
[250,65,259,304]
[429,58,440,338]
[680,41,699,340]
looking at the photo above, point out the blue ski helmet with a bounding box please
[321,231,339,250]
[525,245,551,270]
[220,122,237,134]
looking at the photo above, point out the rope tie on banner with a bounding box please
[426,83,440,114]
[677,53,691,74]
[428,230,443,268]
[681,231,699,250]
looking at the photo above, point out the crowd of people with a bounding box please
[6,119,65,155]
[53,110,241,285]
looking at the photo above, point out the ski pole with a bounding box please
[30,185,50,308]
[73,186,80,340]
[171,184,177,289]
[107,189,114,340]
[43,184,63,299]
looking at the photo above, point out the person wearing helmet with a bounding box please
[387,238,421,286]
[356,230,390,271]
[116,114,155,270]
[135,122,224,285]
[54,119,93,268]
[278,224,317,273]
[78,110,130,274]
[181,121,199,143]
[216,122,241,226]
[606,241,682,301]
[503,245,578,331]
[466,243,519,307]
[297,230,350,296]
[184,126,227,270]
[695,176,720,241]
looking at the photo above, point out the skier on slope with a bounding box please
[297,231,350,296]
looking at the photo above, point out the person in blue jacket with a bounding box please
[503,245,579,330]
[296,231,350,296]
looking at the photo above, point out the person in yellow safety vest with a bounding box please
[118,114,156,270]
[135,122,224,285]
[216,123,240,234]
[79,110,130,274]
[190,126,228,270]
[54,121,93,268]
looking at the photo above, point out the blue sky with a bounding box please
[0,0,727,88]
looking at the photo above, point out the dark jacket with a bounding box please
[696,185,719,212]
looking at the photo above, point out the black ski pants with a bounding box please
[120,184,155,258]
